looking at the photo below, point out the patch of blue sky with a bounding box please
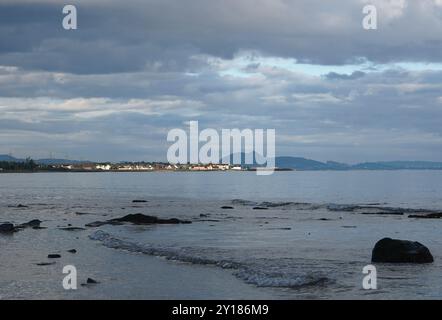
[217,54,442,78]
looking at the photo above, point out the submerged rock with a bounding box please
[132,200,148,203]
[360,211,404,216]
[86,213,192,227]
[372,238,433,263]
[75,212,93,215]
[59,227,86,231]
[252,207,268,210]
[221,206,234,209]
[18,219,42,228]
[1,220,44,233]
[48,254,61,259]
[408,212,442,219]
[36,262,56,266]
[67,249,77,254]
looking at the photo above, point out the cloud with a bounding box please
[1,0,442,74]
[325,71,366,80]
[1,1,442,162]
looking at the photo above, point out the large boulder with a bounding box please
[372,238,434,263]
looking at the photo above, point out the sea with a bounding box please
[1,170,442,299]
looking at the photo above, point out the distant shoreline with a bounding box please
[3,168,442,174]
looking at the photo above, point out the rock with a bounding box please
[36,262,56,266]
[112,214,191,225]
[17,204,28,208]
[221,206,234,209]
[360,211,404,216]
[48,254,61,259]
[252,207,268,210]
[408,212,442,219]
[85,221,105,227]
[132,200,148,203]
[67,249,77,254]
[86,214,192,227]
[87,278,98,284]
[58,227,86,231]
[75,212,93,215]
[0,223,16,233]
[81,278,99,286]
[371,238,434,263]
[19,219,42,228]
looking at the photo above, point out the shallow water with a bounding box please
[1,171,442,299]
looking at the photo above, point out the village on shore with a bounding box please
[0,157,293,173]
[56,162,246,172]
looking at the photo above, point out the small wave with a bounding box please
[234,269,331,288]
[89,230,332,289]
[90,230,239,267]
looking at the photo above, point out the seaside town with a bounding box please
[0,158,249,172]
[57,162,244,172]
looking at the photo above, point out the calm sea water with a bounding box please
[1,171,442,299]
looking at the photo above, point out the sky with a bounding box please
[1,0,442,163]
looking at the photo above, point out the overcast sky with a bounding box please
[1,0,442,162]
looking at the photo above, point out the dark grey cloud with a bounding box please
[1,0,442,74]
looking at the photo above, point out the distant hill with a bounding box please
[223,153,349,170]
[222,153,442,170]
[351,161,442,170]
[0,155,21,162]
[35,158,87,165]
[275,157,348,170]
[0,155,88,165]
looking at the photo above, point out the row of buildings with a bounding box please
[54,163,243,172]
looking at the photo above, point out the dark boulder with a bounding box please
[86,278,98,284]
[48,254,61,259]
[221,206,234,209]
[372,238,434,263]
[81,278,99,286]
[0,223,16,233]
